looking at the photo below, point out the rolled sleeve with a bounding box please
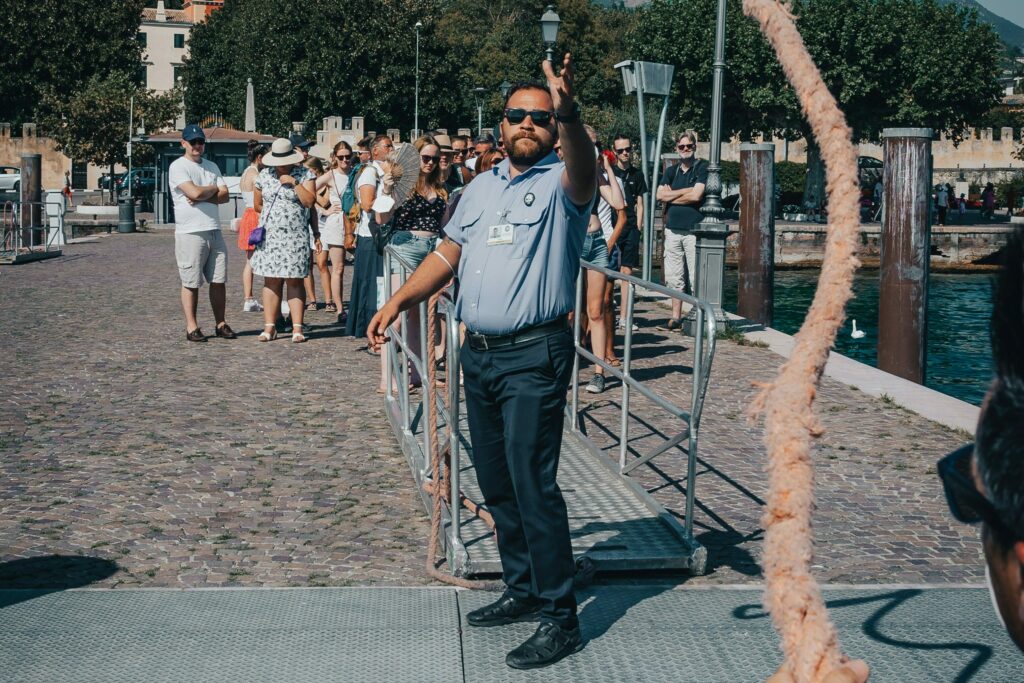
[443,194,468,245]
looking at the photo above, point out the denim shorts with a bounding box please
[580,231,609,268]
[389,231,438,273]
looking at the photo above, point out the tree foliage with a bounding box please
[182,0,631,135]
[629,0,1003,142]
[37,72,181,169]
[0,0,147,127]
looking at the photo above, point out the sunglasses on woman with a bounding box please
[421,154,440,164]
[336,154,352,161]
[504,108,554,125]
[937,443,1022,542]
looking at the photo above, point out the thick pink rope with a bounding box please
[742,1,862,681]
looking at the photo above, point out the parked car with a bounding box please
[117,168,156,197]
[98,172,125,190]
[0,166,21,191]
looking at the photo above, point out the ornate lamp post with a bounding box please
[499,80,512,101]
[471,87,487,136]
[540,5,560,62]
[689,0,730,331]
[414,21,422,140]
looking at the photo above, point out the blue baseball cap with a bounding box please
[182,124,205,142]
[288,133,311,150]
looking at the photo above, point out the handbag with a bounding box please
[247,186,282,247]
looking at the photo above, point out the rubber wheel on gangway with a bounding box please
[573,556,596,589]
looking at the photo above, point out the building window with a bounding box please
[137,31,147,47]
[139,65,148,88]
[173,65,183,84]
[174,34,185,49]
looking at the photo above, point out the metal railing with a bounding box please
[570,261,717,542]
[1,200,65,261]
[382,245,469,575]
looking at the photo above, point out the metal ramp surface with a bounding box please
[386,398,705,578]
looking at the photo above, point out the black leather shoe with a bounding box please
[186,328,207,342]
[506,622,583,670]
[215,323,236,339]
[466,592,543,627]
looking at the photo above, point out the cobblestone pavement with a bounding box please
[0,232,983,589]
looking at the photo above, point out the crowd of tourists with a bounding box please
[166,115,692,399]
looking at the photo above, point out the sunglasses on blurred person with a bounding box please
[938,443,1023,542]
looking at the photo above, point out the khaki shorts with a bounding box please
[175,230,228,288]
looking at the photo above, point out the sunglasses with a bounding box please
[421,154,440,164]
[336,153,352,160]
[452,148,466,155]
[504,108,554,125]
[937,444,1022,541]
[615,146,632,153]
[678,143,696,150]
[188,139,206,145]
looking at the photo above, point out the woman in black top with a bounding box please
[375,135,448,390]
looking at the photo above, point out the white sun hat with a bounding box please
[262,137,304,167]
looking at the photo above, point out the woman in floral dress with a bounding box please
[251,138,321,342]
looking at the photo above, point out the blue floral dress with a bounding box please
[250,167,313,279]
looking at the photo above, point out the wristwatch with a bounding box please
[554,102,581,124]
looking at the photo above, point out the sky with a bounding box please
[977,0,1024,28]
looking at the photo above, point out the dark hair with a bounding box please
[975,226,1024,545]
[247,139,268,164]
[502,81,551,110]
[473,133,495,146]
[613,133,631,144]
[453,135,470,147]
[356,136,372,151]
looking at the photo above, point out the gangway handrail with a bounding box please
[570,260,717,543]
[382,245,469,574]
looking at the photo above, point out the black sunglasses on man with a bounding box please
[938,443,1023,542]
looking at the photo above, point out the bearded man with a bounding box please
[368,55,596,670]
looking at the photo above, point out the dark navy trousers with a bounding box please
[460,329,577,627]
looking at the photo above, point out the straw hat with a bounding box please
[433,133,454,153]
[308,143,332,161]
[262,138,304,167]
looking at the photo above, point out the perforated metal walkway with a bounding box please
[387,399,705,578]
[1,586,1019,681]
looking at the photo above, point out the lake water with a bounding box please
[722,270,996,406]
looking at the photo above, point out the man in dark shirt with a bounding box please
[611,134,649,326]
[656,130,707,329]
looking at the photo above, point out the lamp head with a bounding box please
[415,21,422,29]
[500,80,512,99]
[540,5,560,45]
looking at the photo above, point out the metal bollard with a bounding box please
[878,128,932,384]
[737,143,775,327]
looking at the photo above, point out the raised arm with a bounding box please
[544,54,596,207]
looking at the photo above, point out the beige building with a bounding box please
[139,2,193,93]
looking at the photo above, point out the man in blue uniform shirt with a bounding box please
[368,53,596,670]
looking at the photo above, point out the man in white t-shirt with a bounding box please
[168,124,234,342]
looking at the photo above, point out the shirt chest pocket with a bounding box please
[506,202,549,260]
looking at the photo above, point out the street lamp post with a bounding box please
[414,21,422,140]
[540,5,560,62]
[688,0,730,332]
[499,80,512,101]
[471,87,486,136]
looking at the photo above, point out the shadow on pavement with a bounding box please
[0,555,119,608]
[733,589,994,683]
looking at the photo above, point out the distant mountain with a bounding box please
[939,0,1024,50]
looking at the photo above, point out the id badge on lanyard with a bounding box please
[486,208,514,247]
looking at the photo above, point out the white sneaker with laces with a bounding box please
[242,298,264,312]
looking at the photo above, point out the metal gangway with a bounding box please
[1,199,65,264]
[382,246,716,578]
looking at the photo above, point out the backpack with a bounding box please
[341,163,378,249]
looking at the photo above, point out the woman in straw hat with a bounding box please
[251,137,321,342]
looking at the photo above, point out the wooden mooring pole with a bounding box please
[878,128,932,384]
[737,143,775,327]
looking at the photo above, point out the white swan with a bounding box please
[851,320,866,339]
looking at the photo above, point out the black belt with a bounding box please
[466,317,568,351]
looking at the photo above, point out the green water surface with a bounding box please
[723,270,995,406]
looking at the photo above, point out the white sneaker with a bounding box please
[616,317,638,332]
[242,298,263,312]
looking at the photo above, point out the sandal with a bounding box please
[291,325,306,343]
[305,301,318,312]
[608,357,621,367]
[257,324,277,342]
[325,302,338,314]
